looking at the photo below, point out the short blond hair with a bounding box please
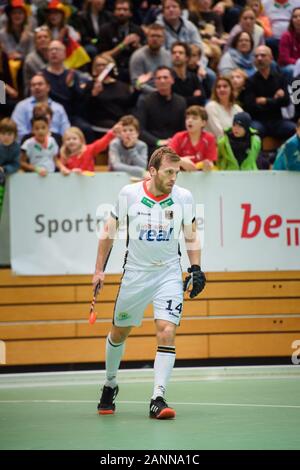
[148,147,180,171]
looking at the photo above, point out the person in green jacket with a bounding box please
[217,112,261,170]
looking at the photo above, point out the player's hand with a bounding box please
[183,265,206,298]
[92,271,105,291]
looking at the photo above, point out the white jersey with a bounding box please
[111,180,195,271]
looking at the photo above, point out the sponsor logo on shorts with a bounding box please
[116,312,130,321]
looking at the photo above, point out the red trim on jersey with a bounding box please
[143,179,170,202]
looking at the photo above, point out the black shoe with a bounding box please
[97,385,119,415]
[149,396,176,420]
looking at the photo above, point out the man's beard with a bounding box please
[155,176,170,195]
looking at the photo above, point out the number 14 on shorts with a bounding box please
[165,300,182,319]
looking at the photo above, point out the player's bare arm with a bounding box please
[184,220,201,266]
[93,216,118,289]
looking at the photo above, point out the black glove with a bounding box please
[183,265,206,299]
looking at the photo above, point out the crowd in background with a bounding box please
[1,0,300,209]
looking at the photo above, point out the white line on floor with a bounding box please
[0,400,299,409]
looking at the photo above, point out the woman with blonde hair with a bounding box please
[205,75,243,138]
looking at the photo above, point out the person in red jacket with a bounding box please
[58,123,121,174]
[168,105,217,171]
[278,7,300,83]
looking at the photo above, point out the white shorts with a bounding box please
[113,263,184,327]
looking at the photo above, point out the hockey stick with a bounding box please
[89,281,101,325]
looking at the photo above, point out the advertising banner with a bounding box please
[6,171,300,274]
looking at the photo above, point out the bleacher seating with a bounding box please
[0,269,299,366]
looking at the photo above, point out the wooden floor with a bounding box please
[0,269,300,366]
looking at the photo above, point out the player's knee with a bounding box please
[156,325,176,345]
[110,326,131,343]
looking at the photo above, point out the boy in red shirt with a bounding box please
[169,106,217,171]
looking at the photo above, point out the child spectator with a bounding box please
[20,116,59,176]
[108,115,148,178]
[21,102,62,147]
[273,119,300,171]
[217,111,261,170]
[229,68,248,107]
[0,118,20,215]
[169,105,217,171]
[58,124,121,175]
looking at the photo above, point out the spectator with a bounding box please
[98,0,145,83]
[21,102,63,147]
[12,73,70,142]
[262,0,298,40]
[218,31,256,77]
[187,0,226,70]
[43,0,81,42]
[262,0,299,60]
[78,0,113,59]
[136,65,186,155]
[229,68,248,107]
[273,118,300,171]
[20,115,59,176]
[217,111,261,170]
[246,0,272,38]
[58,123,121,174]
[157,1,219,95]
[23,25,51,94]
[205,75,243,139]
[156,0,203,51]
[244,45,296,139]
[0,118,20,216]
[187,44,215,98]
[108,114,148,178]
[171,41,206,106]
[0,41,19,117]
[225,7,265,52]
[169,105,217,171]
[83,53,133,132]
[129,23,171,95]
[42,40,92,140]
[278,7,300,84]
[0,0,34,60]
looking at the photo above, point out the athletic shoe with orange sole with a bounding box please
[149,396,176,419]
[97,385,119,415]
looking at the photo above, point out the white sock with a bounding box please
[104,332,125,388]
[152,345,176,400]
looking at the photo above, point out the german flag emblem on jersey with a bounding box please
[165,210,174,220]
